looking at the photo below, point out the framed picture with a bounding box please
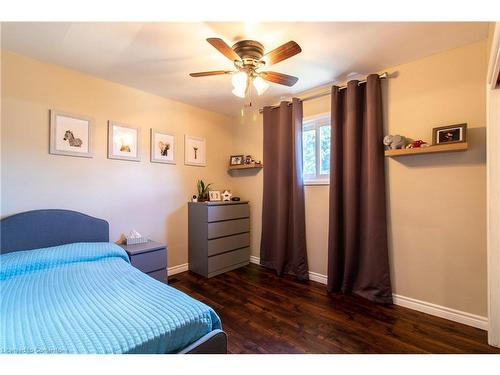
[108,121,140,161]
[209,190,221,201]
[185,135,206,166]
[150,129,176,164]
[49,110,93,158]
[432,123,467,145]
[229,155,244,166]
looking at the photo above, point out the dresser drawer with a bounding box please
[208,247,249,273]
[147,268,167,283]
[208,232,250,256]
[207,204,249,222]
[208,218,250,239]
[129,248,166,273]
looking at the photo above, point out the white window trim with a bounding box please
[304,179,330,186]
[302,112,331,186]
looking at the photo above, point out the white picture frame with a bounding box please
[108,121,141,162]
[49,109,93,158]
[184,135,206,167]
[209,190,221,202]
[150,129,176,164]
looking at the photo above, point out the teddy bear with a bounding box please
[383,135,407,149]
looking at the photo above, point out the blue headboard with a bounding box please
[0,209,109,254]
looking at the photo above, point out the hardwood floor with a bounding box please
[169,264,499,354]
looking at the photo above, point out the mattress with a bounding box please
[0,242,221,354]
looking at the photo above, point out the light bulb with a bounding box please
[231,71,248,92]
[253,76,269,95]
[232,87,246,98]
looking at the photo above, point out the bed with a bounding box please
[0,209,227,354]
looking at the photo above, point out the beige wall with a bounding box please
[0,51,234,268]
[232,40,488,316]
[1,40,489,317]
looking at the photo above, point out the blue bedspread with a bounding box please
[0,242,221,354]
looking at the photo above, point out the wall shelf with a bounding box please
[384,142,468,157]
[228,163,264,171]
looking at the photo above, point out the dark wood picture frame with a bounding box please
[432,123,467,145]
[229,154,244,166]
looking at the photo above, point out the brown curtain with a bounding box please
[260,98,309,280]
[327,74,392,304]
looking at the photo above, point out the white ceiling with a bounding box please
[1,22,489,117]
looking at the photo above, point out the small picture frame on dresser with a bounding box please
[209,190,221,201]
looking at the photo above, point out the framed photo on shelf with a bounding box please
[49,109,93,158]
[432,123,467,145]
[150,129,176,164]
[108,121,141,161]
[229,154,244,166]
[209,190,221,201]
[185,135,206,166]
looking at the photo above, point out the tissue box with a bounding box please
[126,236,148,245]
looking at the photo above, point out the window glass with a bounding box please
[319,125,331,175]
[302,129,316,176]
[302,114,330,183]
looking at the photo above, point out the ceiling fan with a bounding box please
[189,38,302,98]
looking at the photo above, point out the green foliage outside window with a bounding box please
[302,120,330,180]
[320,125,331,175]
[302,129,316,176]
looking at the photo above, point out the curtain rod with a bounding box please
[258,72,389,114]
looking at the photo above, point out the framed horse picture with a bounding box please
[108,121,141,162]
[49,110,93,158]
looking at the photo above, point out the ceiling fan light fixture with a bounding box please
[232,87,247,98]
[253,76,269,95]
[231,71,248,92]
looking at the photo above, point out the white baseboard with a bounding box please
[168,263,188,276]
[250,255,328,284]
[308,271,328,284]
[249,255,488,330]
[392,294,488,330]
[249,255,260,264]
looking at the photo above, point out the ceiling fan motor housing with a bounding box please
[232,40,265,61]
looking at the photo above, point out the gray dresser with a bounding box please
[188,201,250,278]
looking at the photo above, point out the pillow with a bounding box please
[0,242,129,280]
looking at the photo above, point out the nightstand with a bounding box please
[119,240,168,283]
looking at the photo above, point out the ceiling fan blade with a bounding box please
[207,38,241,62]
[189,70,233,77]
[260,71,299,86]
[263,41,302,65]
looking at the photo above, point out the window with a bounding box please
[302,113,330,184]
